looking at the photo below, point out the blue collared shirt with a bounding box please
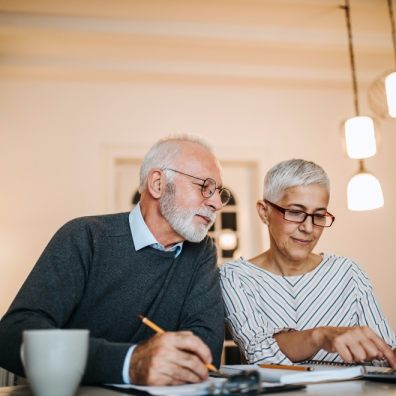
[122,203,183,383]
[129,202,183,257]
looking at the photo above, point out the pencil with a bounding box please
[138,315,218,373]
[139,315,165,334]
[259,363,312,371]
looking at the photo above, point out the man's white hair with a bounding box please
[139,134,214,192]
[263,159,330,202]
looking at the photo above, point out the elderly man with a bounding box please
[0,136,229,385]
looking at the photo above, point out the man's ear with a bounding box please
[146,169,164,199]
[256,200,269,225]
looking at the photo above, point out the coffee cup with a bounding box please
[21,329,89,396]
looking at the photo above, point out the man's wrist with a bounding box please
[122,345,137,384]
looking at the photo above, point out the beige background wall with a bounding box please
[1,0,396,328]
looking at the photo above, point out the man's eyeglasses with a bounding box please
[264,199,335,228]
[163,168,231,206]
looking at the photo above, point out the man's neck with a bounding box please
[139,200,184,248]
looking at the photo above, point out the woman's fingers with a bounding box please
[368,333,396,368]
[325,326,395,366]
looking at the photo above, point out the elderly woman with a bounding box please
[220,159,396,368]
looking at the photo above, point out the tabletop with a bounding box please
[1,381,396,396]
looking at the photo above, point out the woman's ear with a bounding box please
[256,200,269,225]
[146,169,165,199]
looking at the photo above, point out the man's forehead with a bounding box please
[178,140,210,155]
[176,145,223,182]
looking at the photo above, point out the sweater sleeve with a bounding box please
[0,219,131,384]
[177,238,225,368]
[220,264,292,365]
[353,263,396,348]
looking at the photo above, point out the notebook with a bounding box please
[297,359,396,383]
[221,364,364,384]
[298,359,358,367]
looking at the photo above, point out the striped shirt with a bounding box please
[220,253,396,365]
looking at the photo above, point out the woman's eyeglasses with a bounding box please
[264,199,335,228]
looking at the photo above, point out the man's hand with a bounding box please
[313,326,396,368]
[129,331,213,385]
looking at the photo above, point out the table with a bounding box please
[1,381,396,396]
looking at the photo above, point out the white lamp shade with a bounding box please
[344,116,376,159]
[385,71,396,117]
[218,229,238,250]
[347,172,384,211]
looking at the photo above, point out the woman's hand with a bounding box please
[313,326,396,368]
[274,326,396,367]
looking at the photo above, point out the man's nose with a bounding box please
[206,189,223,211]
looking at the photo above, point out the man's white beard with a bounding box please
[159,183,216,243]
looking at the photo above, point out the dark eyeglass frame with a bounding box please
[163,168,231,206]
[264,199,335,228]
[209,370,261,395]
[221,370,261,394]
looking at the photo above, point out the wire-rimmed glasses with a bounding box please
[264,199,335,228]
[163,168,232,206]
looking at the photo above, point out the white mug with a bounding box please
[21,329,89,396]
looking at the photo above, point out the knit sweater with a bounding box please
[0,213,224,384]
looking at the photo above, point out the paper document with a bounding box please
[221,364,364,384]
[107,376,300,395]
[108,378,224,396]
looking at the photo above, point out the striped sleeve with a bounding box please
[220,264,293,364]
[353,263,396,348]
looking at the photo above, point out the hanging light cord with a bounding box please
[388,0,396,68]
[341,0,359,116]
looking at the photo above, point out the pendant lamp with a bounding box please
[385,0,396,117]
[342,1,384,211]
[341,0,377,159]
[347,161,384,211]
[368,0,396,118]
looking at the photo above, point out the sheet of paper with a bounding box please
[109,377,224,396]
[107,378,303,395]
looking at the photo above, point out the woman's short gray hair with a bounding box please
[263,159,330,202]
[139,134,213,192]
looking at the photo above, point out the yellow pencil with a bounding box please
[139,315,166,334]
[259,363,312,371]
[138,315,218,372]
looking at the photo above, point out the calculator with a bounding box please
[363,367,396,383]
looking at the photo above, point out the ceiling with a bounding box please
[0,0,394,85]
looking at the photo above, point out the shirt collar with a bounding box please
[129,202,183,257]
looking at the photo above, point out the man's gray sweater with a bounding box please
[0,213,224,384]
